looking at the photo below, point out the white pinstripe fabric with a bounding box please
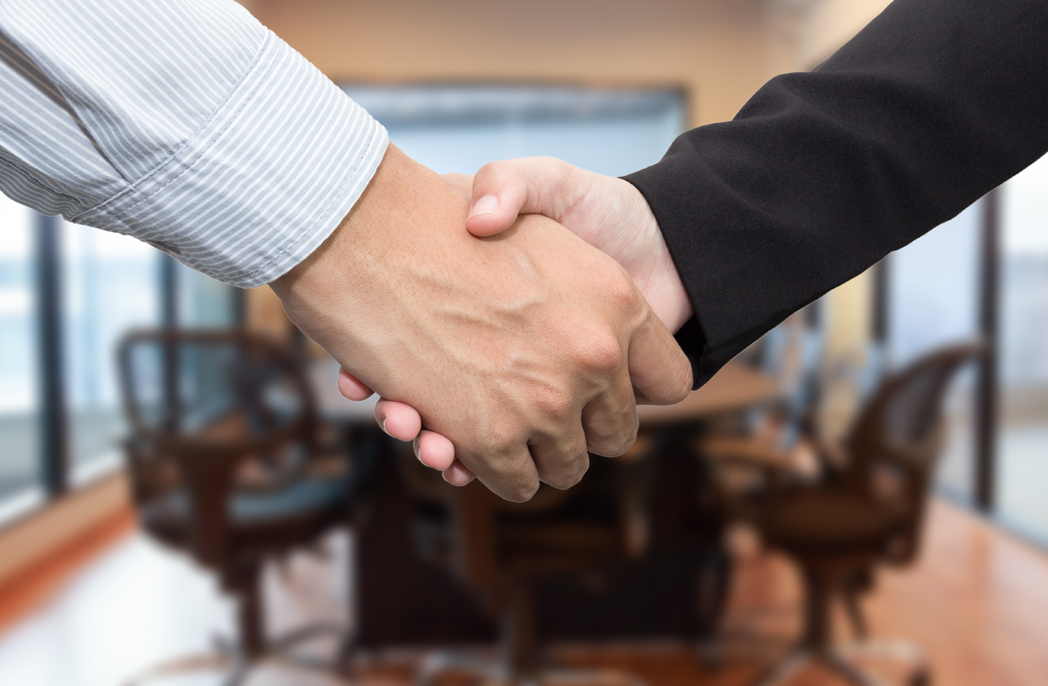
[0,0,388,287]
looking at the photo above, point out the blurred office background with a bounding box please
[1,1,1047,685]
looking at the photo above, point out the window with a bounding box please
[0,195,41,516]
[0,204,239,521]
[887,201,982,502]
[177,262,239,328]
[995,152,1048,544]
[62,221,162,482]
[342,85,685,178]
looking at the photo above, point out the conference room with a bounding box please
[1,1,1046,685]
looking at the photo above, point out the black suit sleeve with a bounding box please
[624,0,1048,388]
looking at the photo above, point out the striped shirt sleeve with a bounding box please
[0,0,388,288]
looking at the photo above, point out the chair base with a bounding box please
[415,649,647,686]
[748,639,930,686]
[124,622,354,686]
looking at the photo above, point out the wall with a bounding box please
[242,0,778,336]
[252,0,773,128]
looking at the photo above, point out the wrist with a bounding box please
[617,180,694,334]
[652,229,695,334]
[268,144,432,373]
[268,143,473,395]
[270,143,429,312]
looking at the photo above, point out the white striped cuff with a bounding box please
[74,30,389,288]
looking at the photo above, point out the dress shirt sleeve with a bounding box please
[624,0,1048,387]
[0,0,388,288]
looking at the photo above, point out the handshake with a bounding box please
[271,145,695,502]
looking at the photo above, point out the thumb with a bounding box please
[465,157,578,237]
[628,310,693,406]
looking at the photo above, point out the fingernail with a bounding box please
[467,195,498,219]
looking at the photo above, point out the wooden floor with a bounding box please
[0,498,1046,686]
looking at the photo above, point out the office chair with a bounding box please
[117,329,363,686]
[706,342,983,686]
[704,315,827,492]
[398,441,654,686]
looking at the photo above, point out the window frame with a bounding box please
[0,212,240,529]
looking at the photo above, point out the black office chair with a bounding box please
[707,342,983,686]
[117,329,362,686]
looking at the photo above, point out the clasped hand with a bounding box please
[273,146,692,501]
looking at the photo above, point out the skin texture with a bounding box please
[337,157,694,485]
[272,147,691,501]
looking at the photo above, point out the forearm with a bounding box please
[626,0,1048,386]
[0,0,387,287]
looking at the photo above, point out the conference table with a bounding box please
[309,357,782,648]
[637,361,781,427]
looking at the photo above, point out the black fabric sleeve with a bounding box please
[624,0,1048,388]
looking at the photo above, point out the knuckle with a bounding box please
[578,330,625,373]
[584,394,638,457]
[602,270,640,312]
[488,434,516,455]
[589,428,637,457]
[534,386,575,420]
[477,160,521,192]
[476,160,505,179]
[505,477,540,503]
[569,451,591,486]
[542,452,589,491]
[611,423,640,457]
[476,440,540,503]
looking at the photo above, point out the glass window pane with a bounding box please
[996,152,1048,543]
[888,201,981,502]
[176,261,237,328]
[62,222,161,480]
[343,86,685,176]
[0,196,41,509]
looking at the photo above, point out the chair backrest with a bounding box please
[841,342,984,563]
[117,329,318,565]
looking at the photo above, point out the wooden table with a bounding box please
[637,362,781,428]
[334,359,780,649]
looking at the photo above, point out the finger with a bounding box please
[413,429,456,470]
[528,427,590,491]
[581,367,640,457]
[337,367,374,401]
[375,398,422,441]
[442,460,476,487]
[464,444,541,503]
[628,311,694,406]
[465,157,578,237]
[465,192,518,237]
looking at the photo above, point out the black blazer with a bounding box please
[625,0,1048,388]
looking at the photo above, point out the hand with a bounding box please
[466,157,693,332]
[273,146,691,501]
[339,157,694,485]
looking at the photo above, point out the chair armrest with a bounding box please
[699,436,796,474]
